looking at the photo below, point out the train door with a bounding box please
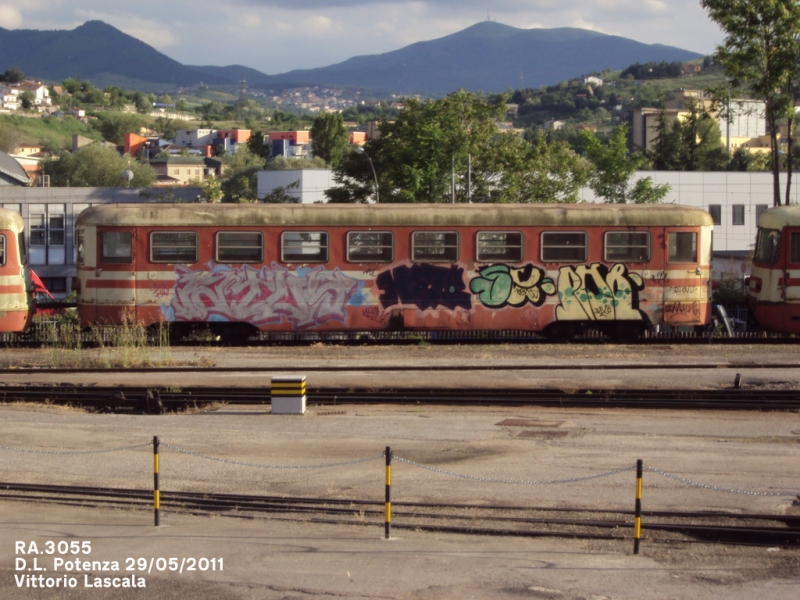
[95,228,136,324]
[782,228,800,302]
[663,228,709,325]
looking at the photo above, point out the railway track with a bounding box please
[1,384,799,411]
[1,482,798,547]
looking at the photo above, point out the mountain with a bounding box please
[241,22,703,95]
[0,20,703,96]
[0,21,230,89]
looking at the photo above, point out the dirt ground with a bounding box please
[1,343,800,598]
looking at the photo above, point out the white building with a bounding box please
[175,129,216,147]
[257,169,334,204]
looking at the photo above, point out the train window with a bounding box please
[667,232,697,263]
[281,231,328,263]
[412,231,459,262]
[604,232,650,262]
[0,235,5,266]
[754,228,781,264]
[346,231,393,263]
[476,231,523,262]
[216,232,263,263]
[791,233,800,264]
[101,232,132,264]
[708,205,721,226]
[540,232,586,262]
[150,231,198,263]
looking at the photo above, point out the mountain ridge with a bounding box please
[0,20,703,96]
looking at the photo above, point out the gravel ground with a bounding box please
[1,343,800,598]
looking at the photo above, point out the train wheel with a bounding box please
[608,322,644,344]
[542,322,577,343]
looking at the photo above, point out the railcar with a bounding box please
[746,205,800,333]
[74,203,712,342]
[0,207,34,332]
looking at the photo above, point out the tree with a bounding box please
[220,145,266,203]
[0,123,21,153]
[647,102,728,171]
[581,125,670,203]
[702,0,800,205]
[18,91,34,111]
[0,67,24,83]
[92,113,145,145]
[310,112,348,167]
[39,144,156,187]
[246,131,271,162]
[327,90,588,203]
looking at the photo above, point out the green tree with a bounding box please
[327,90,588,203]
[246,131,271,162]
[702,0,800,205]
[0,123,21,153]
[0,67,24,83]
[92,113,145,145]
[220,145,266,203]
[39,144,156,187]
[265,156,327,170]
[581,125,670,203]
[310,112,349,167]
[18,91,34,111]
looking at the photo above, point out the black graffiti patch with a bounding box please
[376,263,472,311]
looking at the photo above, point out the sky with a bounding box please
[0,1,725,74]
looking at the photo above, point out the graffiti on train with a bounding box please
[376,263,471,311]
[470,264,556,308]
[164,263,364,330]
[555,263,645,321]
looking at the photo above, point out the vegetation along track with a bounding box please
[1,384,799,412]
[1,482,798,547]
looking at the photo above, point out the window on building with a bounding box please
[732,204,745,226]
[101,231,132,264]
[411,231,459,262]
[541,232,587,262]
[791,232,800,264]
[708,204,722,225]
[476,231,523,262]
[754,228,781,264]
[48,213,65,246]
[667,231,697,263]
[29,212,45,246]
[756,204,769,222]
[604,231,650,262]
[151,231,198,263]
[216,232,263,263]
[41,277,67,294]
[281,232,328,263]
[346,231,393,263]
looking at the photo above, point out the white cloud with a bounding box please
[0,4,22,28]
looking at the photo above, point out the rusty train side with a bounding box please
[0,207,34,332]
[74,203,713,342]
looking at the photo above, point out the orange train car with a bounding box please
[74,203,713,342]
[747,205,800,333]
[0,207,34,332]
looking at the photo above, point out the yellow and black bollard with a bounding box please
[385,446,392,539]
[633,459,642,554]
[153,436,160,527]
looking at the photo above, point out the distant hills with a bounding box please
[0,20,703,96]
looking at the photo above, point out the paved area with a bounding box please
[1,344,800,598]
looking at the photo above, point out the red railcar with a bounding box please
[0,207,34,332]
[747,205,800,333]
[75,203,713,342]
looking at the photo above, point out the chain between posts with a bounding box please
[645,465,798,497]
[161,442,384,469]
[0,442,151,455]
[393,455,635,484]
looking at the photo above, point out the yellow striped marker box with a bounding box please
[270,376,307,415]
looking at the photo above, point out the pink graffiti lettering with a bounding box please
[168,263,360,330]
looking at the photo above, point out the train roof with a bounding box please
[76,203,713,228]
[0,207,24,232]
[757,205,800,229]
